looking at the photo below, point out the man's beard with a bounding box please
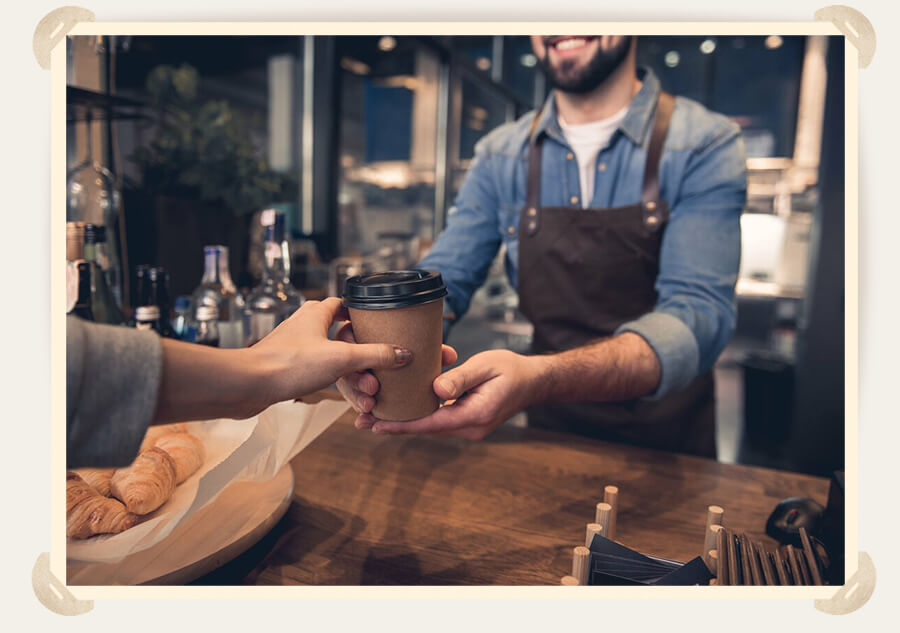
[538,36,634,94]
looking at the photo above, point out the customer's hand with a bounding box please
[335,322,457,422]
[356,349,546,440]
[250,297,414,405]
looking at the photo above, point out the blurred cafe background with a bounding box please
[65,34,845,477]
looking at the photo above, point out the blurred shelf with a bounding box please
[736,278,804,300]
[67,86,148,123]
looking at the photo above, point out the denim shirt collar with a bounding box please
[532,66,661,148]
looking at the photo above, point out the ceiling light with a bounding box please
[475,56,491,71]
[700,39,716,54]
[765,35,784,50]
[664,51,680,68]
[377,36,397,52]
[520,53,537,67]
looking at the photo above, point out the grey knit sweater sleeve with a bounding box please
[67,316,164,468]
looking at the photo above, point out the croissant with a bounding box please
[154,432,205,484]
[66,472,139,539]
[139,422,188,452]
[72,468,115,496]
[110,447,177,514]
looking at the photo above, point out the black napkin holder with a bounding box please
[587,534,713,586]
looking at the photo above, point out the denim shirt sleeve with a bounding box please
[419,142,503,325]
[616,119,746,399]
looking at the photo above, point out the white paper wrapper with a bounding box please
[66,398,349,566]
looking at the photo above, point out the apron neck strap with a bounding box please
[641,91,675,205]
[525,110,544,212]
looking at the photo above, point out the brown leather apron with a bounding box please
[518,91,717,458]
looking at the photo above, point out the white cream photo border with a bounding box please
[48,18,858,601]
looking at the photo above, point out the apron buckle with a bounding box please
[643,200,663,231]
[524,207,540,236]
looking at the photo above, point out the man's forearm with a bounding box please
[530,332,661,404]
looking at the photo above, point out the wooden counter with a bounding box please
[195,399,830,586]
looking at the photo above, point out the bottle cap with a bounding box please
[195,305,218,321]
[342,269,447,310]
[135,305,160,321]
[260,209,276,227]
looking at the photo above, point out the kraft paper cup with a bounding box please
[343,270,447,422]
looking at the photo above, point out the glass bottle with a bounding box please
[83,224,125,325]
[66,110,123,307]
[92,225,122,308]
[149,266,176,338]
[191,245,246,348]
[134,304,162,332]
[188,305,220,347]
[66,221,85,261]
[132,265,176,337]
[245,210,304,345]
[172,295,192,340]
[70,261,94,321]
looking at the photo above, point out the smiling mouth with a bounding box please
[545,36,597,52]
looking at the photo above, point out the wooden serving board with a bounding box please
[67,465,294,585]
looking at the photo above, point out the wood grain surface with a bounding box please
[203,395,829,586]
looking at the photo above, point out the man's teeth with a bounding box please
[555,38,587,51]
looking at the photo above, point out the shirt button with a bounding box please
[507,225,516,235]
[598,162,607,172]
[527,207,537,217]
[570,196,579,205]
[566,152,574,160]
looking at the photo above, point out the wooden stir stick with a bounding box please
[603,486,619,540]
[716,525,729,585]
[799,527,824,585]
[595,503,613,539]
[757,542,777,586]
[585,523,603,548]
[702,505,724,565]
[572,546,590,585]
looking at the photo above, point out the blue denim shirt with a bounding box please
[420,68,747,398]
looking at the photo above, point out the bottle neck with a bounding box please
[262,236,291,285]
[202,248,237,291]
[84,112,96,167]
[83,242,97,263]
[73,262,93,320]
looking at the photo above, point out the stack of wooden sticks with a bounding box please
[703,506,826,586]
[561,492,827,586]
[562,485,619,585]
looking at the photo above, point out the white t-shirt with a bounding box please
[558,104,629,208]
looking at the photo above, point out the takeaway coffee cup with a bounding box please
[342,270,447,421]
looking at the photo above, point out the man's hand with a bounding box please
[335,322,457,422]
[357,349,547,440]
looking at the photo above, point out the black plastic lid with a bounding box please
[342,270,447,310]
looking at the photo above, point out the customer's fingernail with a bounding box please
[394,347,412,364]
